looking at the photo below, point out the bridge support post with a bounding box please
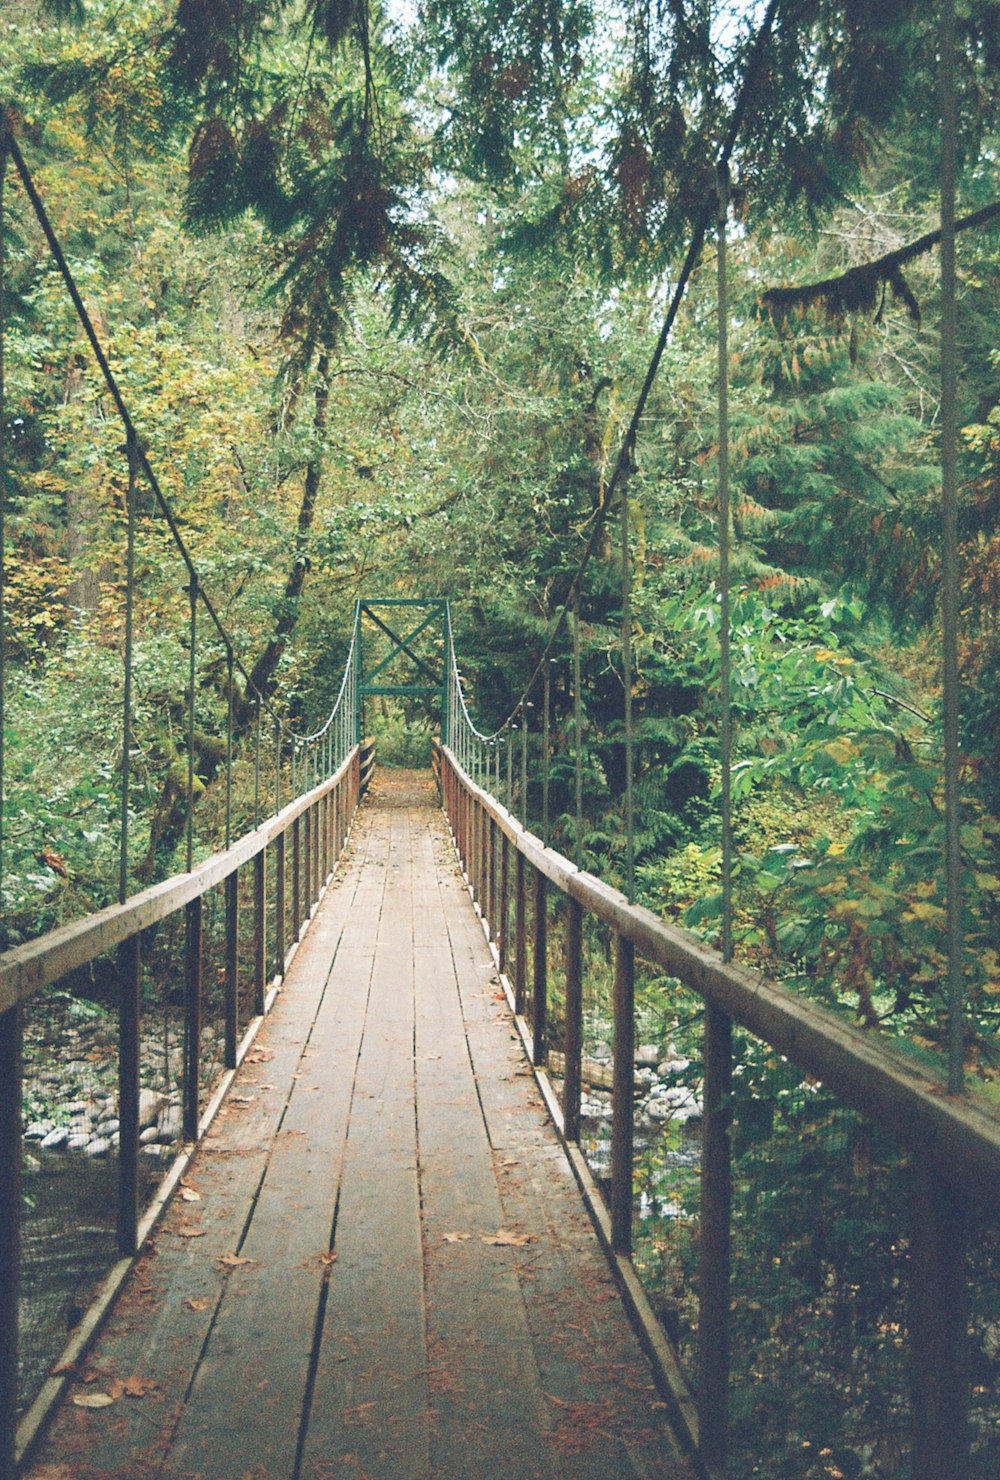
[532,870,547,1065]
[117,934,141,1256]
[698,1002,732,1470]
[225,871,239,1070]
[610,934,635,1255]
[563,898,584,1143]
[0,1005,21,1480]
[909,1163,969,1480]
[184,897,203,1140]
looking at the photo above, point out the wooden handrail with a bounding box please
[0,749,360,1017]
[437,742,1000,1206]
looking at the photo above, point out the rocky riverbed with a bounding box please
[22,993,227,1172]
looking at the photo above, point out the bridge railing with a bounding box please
[0,740,371,1476]
[438,739,1000,1480]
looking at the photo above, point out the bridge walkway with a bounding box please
[24,771,692,1480]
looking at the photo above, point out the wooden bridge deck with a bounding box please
[24,771,692,1480]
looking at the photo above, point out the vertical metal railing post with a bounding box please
[275,830,287,974]
[292,816,302,940]
[698,1002,733,1469]
[116,933,141,1256]
[183,896,203,1140]
[514,848,527,1015]
[224,869,239,1069]
[224,646,234,850]
[186,576,198,872]
[119,435,139,903]
[939,0,965,1098]
[697,162,735,1469]
[0,137,13,1480]
[610,934,635,1254]
[0,1002,21,1480]
[910,1162,969,1480]
[499,831,510,976]
[254,847,266,1015]
[532,867,547,1065]
[573,599,584,870]
[542,663,551,847]
[563,897,584,1142]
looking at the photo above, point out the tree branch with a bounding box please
[761,199,1000,326]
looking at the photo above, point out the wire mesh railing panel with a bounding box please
[577,911,616,1201]
[199,883,228,1100]
[725,1057,911,1480]
[629,969,704,1390]
[968,1209,1000,1478]
[19,958,155,1416]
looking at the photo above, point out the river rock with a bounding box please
[138,1088,163,1130]
[66,1131,91,1152]
[40,1127,69,1150]
[139,1126,161,1145]
[156,1108,182,1144]
[657,1056,691,1077]
[636,1044,661,1068]
[25,1121,54,1140]
[85,1137,111,1158]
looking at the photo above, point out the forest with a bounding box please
[2,2,1000,1474]
[3,0,1000,1071]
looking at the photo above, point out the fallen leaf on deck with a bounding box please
[217,1253,255,1268]
[246,1049,273,1063]
[180,1187,201,1203]
[176,1226,205,1239]
[441,1232,471,1243]
[122,1375,157,1398]
[229,1095,256,1105]
[319,1250,338,1266]
[72,1392,115,1409]
[184,1297,210,1311]
[50,1361,78,1377]
[481,1229,535,1247]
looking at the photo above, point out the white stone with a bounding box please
[40,1127,68,1149]
[86,1138,111,1158]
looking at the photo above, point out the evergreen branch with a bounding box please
[761,199,1000,326]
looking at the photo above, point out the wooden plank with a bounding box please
[301,806,429,1480]
[413,811,556,1480]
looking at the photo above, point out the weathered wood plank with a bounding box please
[301,806,429,1480]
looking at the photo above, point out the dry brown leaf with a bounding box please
[217,1253,255,1269]
[441,1232,471,1244]
[481,1229,535,1247]
[72,1392,115,1409]
[319,1250,338,1266]
[122,1375,157,1398]
[49,1360,78,1377]
[176,1226,205,1239]
[184,1297,210,1312]
[180,1187,201,1203]
[229,1095,256,1106]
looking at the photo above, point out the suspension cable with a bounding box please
[939,0,964,1094]
[445,0,781,782]
[717,163,734,964]
[2,124,345,752]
